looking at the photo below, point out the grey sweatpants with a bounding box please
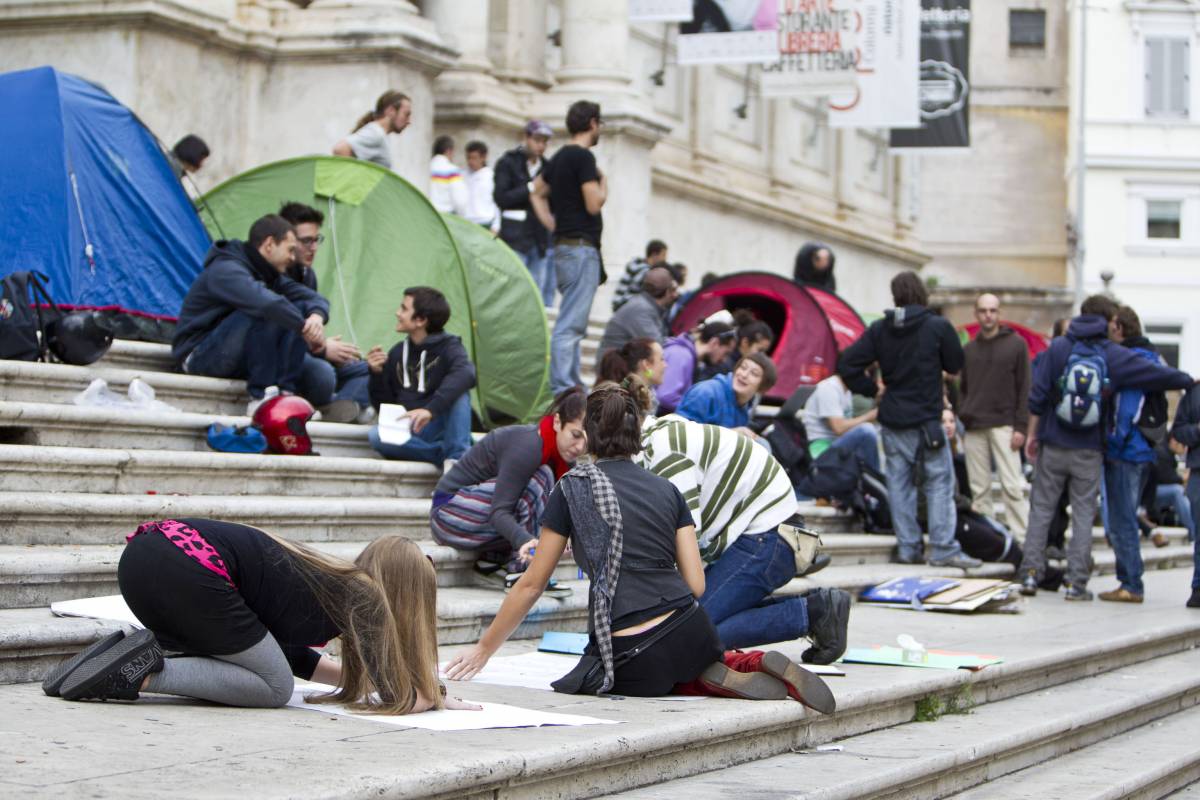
[1020,442,1102,590]
[144,632,295,708]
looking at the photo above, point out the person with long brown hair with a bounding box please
[43,519,473,714]
[596,337,665,390]
[332,90,412,170]
[445,385,836,713]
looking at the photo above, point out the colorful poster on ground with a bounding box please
[828,0,921,128]
[677,0,780,64]
[630,0,694,22]
[760,0,860,97]
[889,0,970,148]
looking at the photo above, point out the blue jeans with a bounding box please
[1104,459,1149,595]
[550,244,600,393]
[368,392,472,465]
[1155,483,1195,541]
[699,530,809,650]
[1186,473,1200,590]
[831,424,880,472]
[881,425,964,562]
[185,311,306,399]
[519,246,555,308]
[298,356,372,408]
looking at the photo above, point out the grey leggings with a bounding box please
[144,632,295,708]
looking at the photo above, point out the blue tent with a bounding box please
[0,66,210,328]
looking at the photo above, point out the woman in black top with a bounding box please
[44,519,476,714]
[446,386,835,712]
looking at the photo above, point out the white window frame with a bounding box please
[1130,7,1198,123]
[1125,181,1200,255]
[1144,35,1190,119]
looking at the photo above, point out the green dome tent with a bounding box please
[198,156,549,426]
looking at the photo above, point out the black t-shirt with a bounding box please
[543,144,602,246]
[179,519,342,677]
[542,460,696,629]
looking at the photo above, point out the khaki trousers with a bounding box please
[964,425,1029,539]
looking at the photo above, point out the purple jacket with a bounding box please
[656,334,696,413]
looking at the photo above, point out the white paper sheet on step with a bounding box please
[290,681,619,730]
[51,595,143,627]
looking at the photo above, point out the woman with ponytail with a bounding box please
[445,385,836,713]
[332,90,412,170]
[44,519,474,714]
[431,387,587,588]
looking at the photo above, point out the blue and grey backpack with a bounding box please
[1055,340,1109,430]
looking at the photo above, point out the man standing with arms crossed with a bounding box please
[494,121,554,307]
[959,293,1031,541]
[531,100,606,393]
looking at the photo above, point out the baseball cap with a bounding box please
[524,119,553,138]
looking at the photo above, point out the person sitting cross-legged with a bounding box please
[172,214,329,416]
[366,287,476,468]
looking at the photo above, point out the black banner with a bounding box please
[889,0,970,149]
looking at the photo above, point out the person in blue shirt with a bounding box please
[676,353,775,438]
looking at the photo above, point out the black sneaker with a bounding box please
[42,630,125,697]
[60,629,163,702]
[1188,589,1200,608]
[801,588,851,665]
[1019,570,1039,597]
[1064,586,1094,602]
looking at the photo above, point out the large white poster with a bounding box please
[828,0,921,127]
[677,0,780,64]
[760,0,860,97]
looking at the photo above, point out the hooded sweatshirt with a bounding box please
[837,305,964,429]
[1170,384,1200,470]
[959,326,1030,431]
[1028,315,1192,452]
[367,332,476,418]
[656,333,698,413]
[172,240,330,365]
[675,373,753,429]
[793,242,837,291]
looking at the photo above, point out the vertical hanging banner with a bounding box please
[827,0,921,128]
[630,0,694,22]
[759,0,861,97]
[676,0,780,64]
[889,0,970,148]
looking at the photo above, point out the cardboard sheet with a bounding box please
[840,646,1003,671]
[290,681,619,730]
[51,595,143,627]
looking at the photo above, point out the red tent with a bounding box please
[671,271,866,401]
[960,321,1049,359]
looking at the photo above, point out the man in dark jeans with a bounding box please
[839,272,980,569]
[531,100,607,393]
[278,202,373,423]
[1169,384,1200,608]
[493,120,554,307]
[172,214,329,416]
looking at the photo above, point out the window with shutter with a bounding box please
[1009,10,1046,49]
[1146,37,1190,119]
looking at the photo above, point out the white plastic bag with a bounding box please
[73,377,180,413]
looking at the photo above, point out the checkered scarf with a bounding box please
[559,462,624,694]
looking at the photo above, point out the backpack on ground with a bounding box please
[856,463,892,533]
[795,445,862,502]
[765,415,812,480]
[1055,340,1109,430]
[1136,389,1169,444]
[0,270,57,362]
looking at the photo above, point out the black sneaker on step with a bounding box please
[42,630,126,697]
[801,588,851,665]
[60,629,164,702]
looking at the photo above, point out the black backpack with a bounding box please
[1136,390,1169,445]
[0,271,58,362]
[765,415,812,480]
[856,463,893,533]
[796,446,862,502]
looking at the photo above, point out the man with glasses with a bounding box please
[530,100,607,393]
[279,202,373,423]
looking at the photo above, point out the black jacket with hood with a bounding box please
[172,240,329,365]
[837,305,964,429]
[1169,382,1200,470]
[493,146,550,256]
[368,333,477,418]
[793,242,837,291]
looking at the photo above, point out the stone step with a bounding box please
[0,540,586,607]
[1168,781,1200,798]
[603,647,1200,799]
[946,705,1200,800]
[0,399,377,458]
[4,569,1198,798]
[0,443,436,497]
[0,358,246,415]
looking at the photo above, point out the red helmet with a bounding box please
[252,395,317,455]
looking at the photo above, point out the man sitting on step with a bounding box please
[366,286,476,469]
[277,202,373,424]
[172,214,329,416]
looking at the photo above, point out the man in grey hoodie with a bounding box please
[172,214,330,415]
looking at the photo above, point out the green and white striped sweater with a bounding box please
[637,414,797,562]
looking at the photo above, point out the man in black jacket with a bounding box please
[366,286,477,467]
[1170,384,1200,608]
[173,214,329,415]
[493,120,554,307]
[838,271,980,569]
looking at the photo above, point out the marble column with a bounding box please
[488,0,550,88]
[425,0,493,74]
[553,0,633,97]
